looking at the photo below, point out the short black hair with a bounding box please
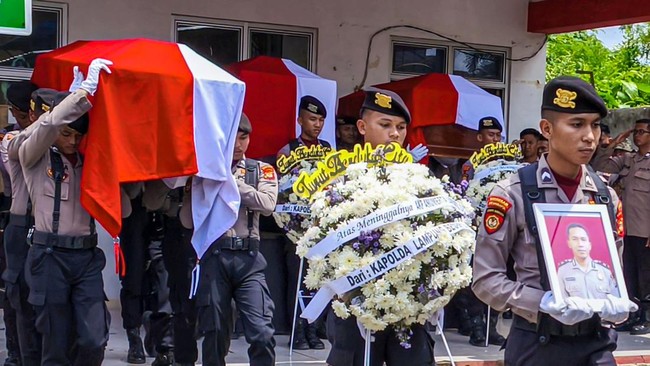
[567,223,588,237]
[635,118,650,129]
[600,124,611,135]
[520,128,541,140]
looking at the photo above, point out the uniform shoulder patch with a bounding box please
[261,165,276,181]
[483,196,512,235]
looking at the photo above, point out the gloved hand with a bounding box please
[68,66,85,92]
[79,58,113,95]
[600,295,638,324]
[407,143,428,162]
[539,291,594,325]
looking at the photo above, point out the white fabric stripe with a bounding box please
[472,164,522,181]
[449,75,504,132]
[178,44,246,259]
[282,59,338,149]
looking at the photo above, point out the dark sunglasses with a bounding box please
[633,129,650,136]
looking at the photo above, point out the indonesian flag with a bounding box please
[227,56,337,159]
[31,39,245,258]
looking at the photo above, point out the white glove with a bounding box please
[406,143,428,162]
[539,291,594,325]
[68,66,85,92]
[600,295,638,324]
[79,58,113,95]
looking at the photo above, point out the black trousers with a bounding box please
[326,307,435,366]
[197,247,275,366]
[3,219,41,365]
[623,235,650,308]
[162,218,197,364]
[504,326,617,366]
[25,245,109,366]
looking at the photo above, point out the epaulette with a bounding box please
[593,259,611,269]
[558,258,573,266]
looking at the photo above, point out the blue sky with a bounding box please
[596,26,624,49]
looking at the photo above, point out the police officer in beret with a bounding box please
[326,87,436,366]
[473,76,636,365]
[593,117,650,334]
[1,83,43,366]
[335,116,360,151]
[460,116,503,181]
[277,95,331,158]
[14,59,112,365]
[189,113,278,366]
[557,224,618,300]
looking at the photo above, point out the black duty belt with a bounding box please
[215,236,259,252]
[30,230,98,250]
[513,314,601,337]
[9,213,34,228]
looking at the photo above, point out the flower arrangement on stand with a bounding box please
[274,159,318,243]
[296,146,476,347]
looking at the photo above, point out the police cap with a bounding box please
[239,113,252,133]
[53,91,89,134]
[299,95,326,118]
[478,116,503,132]
[360,87,411,124]
[30,88,59,114]
[7,81,38,112]
[542,76,608,118]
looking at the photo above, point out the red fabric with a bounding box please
[550,166,582,201]
[31,39,197,237]
[226,56,297,159]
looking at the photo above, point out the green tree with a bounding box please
[546,24,650,109]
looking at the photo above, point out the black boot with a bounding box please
[468,315,487,347]
[289,319,309,350]
[315,317,327,340]
[487,312,506,346]
[151,351,174,366]
[458,308,472,336]
[616,309,642,332]
[305,323,325,349]
[142,311,157,357]
[126,328,146,364]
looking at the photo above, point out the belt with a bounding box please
[30,230,98,250]
[9,213,34,228]
[513,314,600,337]
[215,236,259,252]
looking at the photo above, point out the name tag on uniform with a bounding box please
[565,277,576,281]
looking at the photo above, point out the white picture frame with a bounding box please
[533,203,627,312]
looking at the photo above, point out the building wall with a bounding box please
[58,0,547,299]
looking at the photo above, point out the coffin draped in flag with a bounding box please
[31,38,245,258]
[227,56,337,159]
[338,73,504,158]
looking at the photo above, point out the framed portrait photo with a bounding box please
[533,203,627,311]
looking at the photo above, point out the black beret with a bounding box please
[520,128,541,139]
[299,95,326,118]
[336,116,357,126]
[239,113,252,133]
[30,88,59,114]
[53,91,89,134]
[360,87,411,124]
[478,116,503,131]
[600,124,611,135]
[6,81,38,112]
[542,76,608,118]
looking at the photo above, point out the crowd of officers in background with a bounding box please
[1,69,649,366]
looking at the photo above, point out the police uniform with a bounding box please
[190,115,278,366]
[0,84,43,366]
[18,89,109,366]
[460,117,504,182]
[276,95,331,158]
[472,77,621,365]
[592,121,650,333]
[327,88,435,366]
[557,259,617,300]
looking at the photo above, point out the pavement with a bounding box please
[2,303,650,365]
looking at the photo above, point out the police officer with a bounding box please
[592,118,650,334]
[190,114,277,366]
[16,58,112,365]
[276,95,329,350]
[1,82,41,366]
[472,76,636,365]
[277,95,331,158]
[326,87,435,366]
[461,116,503,181]
[537,135,549,159]
[335,116,360,151]
[557,224,618,300]
[517,128,542,164]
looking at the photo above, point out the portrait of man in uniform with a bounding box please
[533,204,628,308]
